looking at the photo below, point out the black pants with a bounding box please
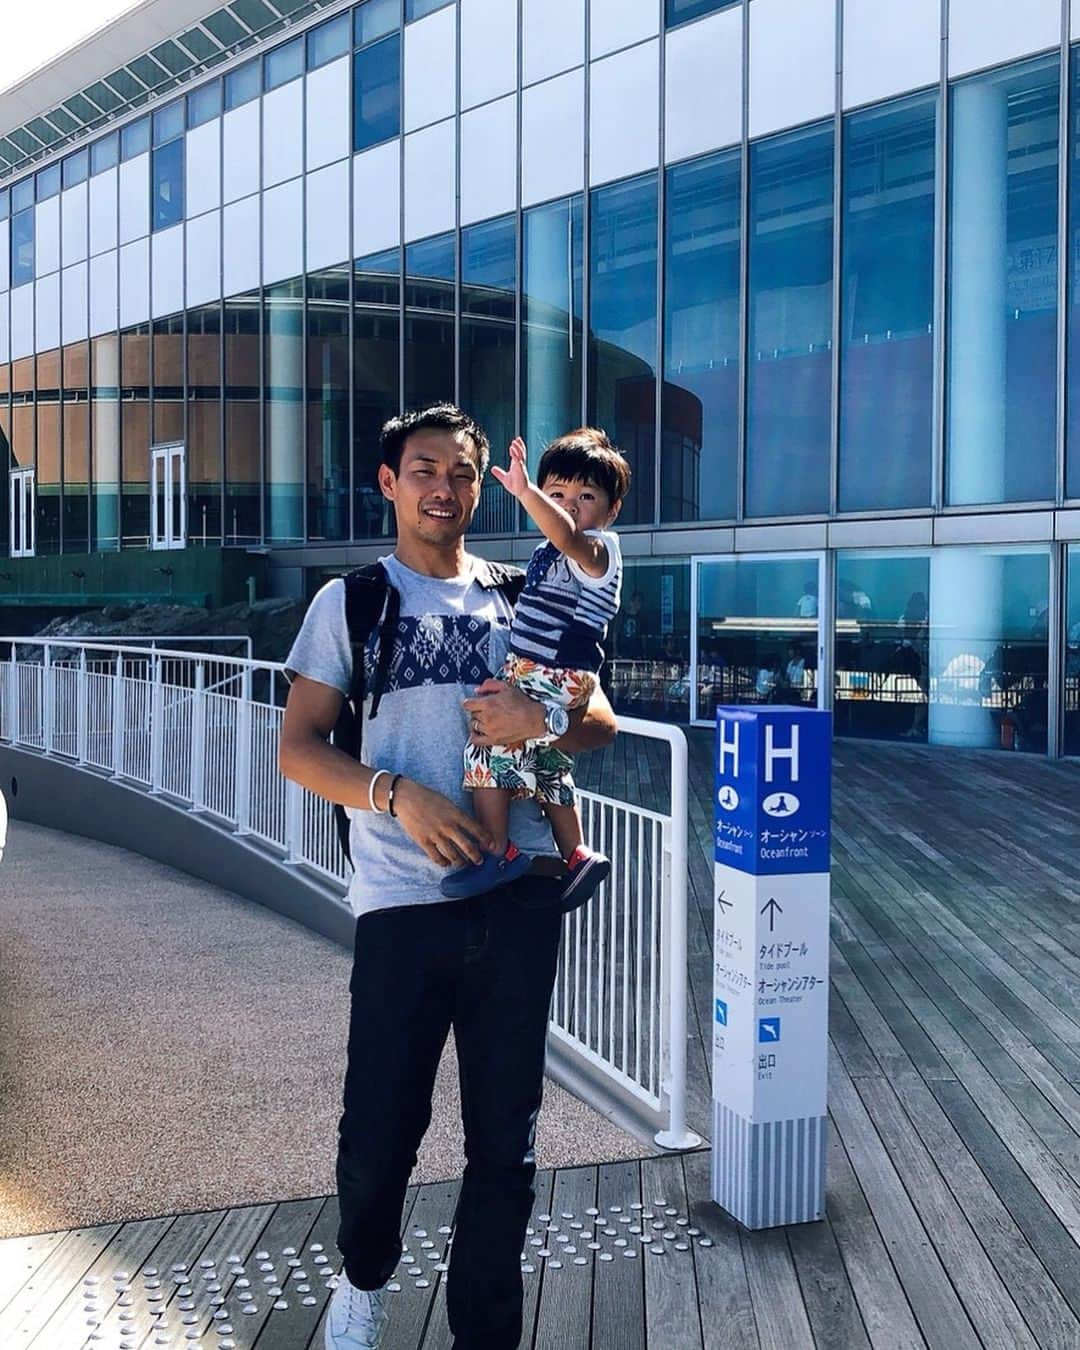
[335,884,563,1350]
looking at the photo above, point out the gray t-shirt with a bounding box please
[285,553,558,917]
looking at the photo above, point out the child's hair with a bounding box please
[537,427,631,506]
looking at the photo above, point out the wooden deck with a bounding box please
[5,735,1080,1347]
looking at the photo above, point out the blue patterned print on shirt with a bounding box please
[366,615,502,694]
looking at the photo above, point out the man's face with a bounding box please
[378,429,483,545]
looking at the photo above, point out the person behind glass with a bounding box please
[279,405,617,1350]
[441,430,628,909]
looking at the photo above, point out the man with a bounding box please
[279,404,617,1350]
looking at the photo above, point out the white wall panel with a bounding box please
[223,101,260,203]
[10,285,31,360]
[0,221,8,292]
[89,167,118,255]
[119,237,150,328]
[306,159,350,270]
[34,197,60,277]
[89,251,118,337]
[844,0,939,108]
[151,224,184,318]
[523,0,584,85]
[405,6,457,132]
[262,177,304,284]
[0,295,9,364]
[262,80,304,188]
[666,8,742,162]
[62,262,88,344]
[118,153,150,244]
[223,195,260,296]
[522,68,584,207]
[749,0,836,138]
[353,141,400,258]
[61,183,88,266]
[460,0,518,109]
[589,41,659,187]
[306,57,351,170]
[404,119,456,242]
[591,0,658,60]
[461,96,517,226]
[185,119,221,219]
[949,0,1060,78]
[35,272,60,352]
[186,211,220,307]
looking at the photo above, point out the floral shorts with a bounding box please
[463,655,598,806]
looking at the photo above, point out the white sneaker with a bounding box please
[324,1273,388,1349]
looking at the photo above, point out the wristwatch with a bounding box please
[536,703,570,745]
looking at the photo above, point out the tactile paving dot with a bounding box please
[416,1280,430,1289]
[413,1229,428,1238]
[538,1214,552,1223]
[675,1242,690,1252]
[387,1282,402,1293]
[699,1238,714,1248]
[599,1253,614,1262]
[573,1257,587,1266]
[255,1251,270,1261]
[242,1305,259,1315]
[273,1300,289,1310]
[522,1264,535,1274]
[303,1296,318,1306]
[549,1261,563,1270]
[650,1245,665,1255]
[438,1225,452,1235]
[623,1249,638,1259]
[408,1266,422,1276]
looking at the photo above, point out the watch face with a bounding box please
[548,705,570,736]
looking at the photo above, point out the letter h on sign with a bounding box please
[764,723,799,784]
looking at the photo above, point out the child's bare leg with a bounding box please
[471,786,513,855]
[542,801,584,862]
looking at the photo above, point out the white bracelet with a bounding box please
[368,768,390,814]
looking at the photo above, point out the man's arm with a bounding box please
[279,674,493,866]
[463,680,617,754]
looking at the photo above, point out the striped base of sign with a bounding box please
[710,1101,826,1229]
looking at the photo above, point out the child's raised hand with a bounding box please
[491,437,532,498]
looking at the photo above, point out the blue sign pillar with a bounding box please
[711,706,831,1228]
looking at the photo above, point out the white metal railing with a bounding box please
[0,637,697,1149]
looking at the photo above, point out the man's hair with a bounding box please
[379,404,491,477]
[537,427,631,506]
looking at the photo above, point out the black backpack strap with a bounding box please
[477,559,526,606]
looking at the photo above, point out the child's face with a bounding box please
[540,475,621,532]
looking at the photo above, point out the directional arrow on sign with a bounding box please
[716,889,732,913]
[760,897,783,932]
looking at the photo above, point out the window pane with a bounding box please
[839,93,935,512]
[609,557,691,719]
[0,190,8,222]
[12,209,34,287]
[461,215,517,535]
[12,179,33,213]
[522,196,583,470]
[265,37,304,91]
[265,278,305,543]
[353,34,401,152]
[663,148,740,523]
[152,313,184,444]
[406,0,452,19]
[747,123,833,518]
[307,267,350,540]
[588,172,658,526]
[224,292,262,544]
[308,12,351,68]
[835,548,1049,752]
[91,335,120,550]
[36,164,61,201]
[696,557,819,722]
[666,0,739,26]
[36,350,61,554]
[152,102,184,147]
[355,0,399,46]
[187,303,222,545]
[121,118,150,160]
[947,54,1059,505]
[120,323,151,547]
[65,344,92,553]
[1066,545,1080,753]
[405,234,455,410]
[354,249,399,540]
[187,82,222,128]
[62,149,89,188]
[91,133,119,175]
[225,59,261,110]
[1065,49,1080,498]
[152,138,184,231]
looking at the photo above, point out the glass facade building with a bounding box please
[0,0,1078,756]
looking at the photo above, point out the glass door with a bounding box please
[690,553,825,726]
[9,469,34,558]
[151,443,186,550]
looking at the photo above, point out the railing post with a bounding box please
[655,728,702,1151]
[234,666,252,835]
[76,649,88,764]
[190,662,206,810]
[285,778,304,863]
[42,645,53,754]
[149,655,163,793]
[8,647,19,747]
[111,650,125,778]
